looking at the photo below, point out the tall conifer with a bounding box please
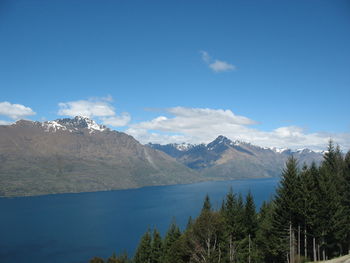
[162,222,181,263]
[273,156,301,261]
[151,228,163,263]
[134,229,152,263]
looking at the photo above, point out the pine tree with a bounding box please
[343,151,350,254]
[92,144,350,263]
[134,229,152,263]
[235,192,259,262]
[202,194,212,212]
[255,201,280,263]
[151,228,163,263]
[90,257,105,263]
[317,142,344,257]
[299,162,320,260]
[166,234,191,263]
[117,251,129,263]
[235,193,246,241]
[328,145,350,256]
[323,140,343,177]
[107,252,129,263]
[221,187,237,263]
[107,252,118,263]
[186,216,193,230]
[273,156,301,262]
[244,191,258,238]
[162,222,181,263]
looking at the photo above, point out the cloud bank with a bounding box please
[0,101,36,120]
[0,120,11,125]
[126,107,350,151]
[58,97,130,127]
[200,51,236,72]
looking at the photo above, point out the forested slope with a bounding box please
[91,141,350,263]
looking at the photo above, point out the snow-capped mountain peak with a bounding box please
[174,142,194,151]
[42,116,107,133]
[207,135,232,148]
[271,147,289,153]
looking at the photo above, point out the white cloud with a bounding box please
[200,50,236,72]
[130,107,255,134]
[209,60,236,72]
[58,100,115,118]
[0,120,11,125]
[126,107,350,151]
[101,113,131,127]
[127,107,257,144]
[0,101,36,119]
[58,97,130,127]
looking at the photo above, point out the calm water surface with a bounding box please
[0,177,279,263]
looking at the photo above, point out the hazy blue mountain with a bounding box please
[148,135,323,179]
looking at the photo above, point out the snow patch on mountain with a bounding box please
[174,142,194,151]
[271,147,289,153]
[42,116,107,133]
[42,121,67,132]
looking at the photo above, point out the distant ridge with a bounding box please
[147,135,323,179]
[0,118,324,197]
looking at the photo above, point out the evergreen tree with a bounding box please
[202,194,212,212]
[299,162,320,260]
[186,216,193,230]
[222,187,236,223]
[107,252,118,263]
[91,144,350,263]
[107,252,129,263]
[343,151,350,254]
[221,187,237,263]
[231,193,246,262]
[317,142,344,257]
[162,221,181,263]
[117,251,129,263]
[232,192,259,263]
[272,156,301,262]
[244,191,258,238]
[151,228,163,263]
[134,229,152,263]
[90,257,105,263]
[255,201,280,263]
[167,234,192,263]
[323,140,343,177]
[327,145,350,257]
[235,193,246,241]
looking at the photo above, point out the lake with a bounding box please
[0,177,279,263]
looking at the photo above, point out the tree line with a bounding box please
[90,141,350,263]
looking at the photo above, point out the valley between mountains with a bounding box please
[0,116,323,197]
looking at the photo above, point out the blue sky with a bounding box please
[0,0,349,150]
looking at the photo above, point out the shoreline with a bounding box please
[0,175,276,198]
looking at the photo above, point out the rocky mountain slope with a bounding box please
[0,117,198,197]
[148,135,323,179]
[0,117,324,197]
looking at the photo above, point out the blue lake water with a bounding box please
[0,177,279,263]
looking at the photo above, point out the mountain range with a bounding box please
[0,117,323,197]
[148,135,323,179]
[0,117,198,197]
